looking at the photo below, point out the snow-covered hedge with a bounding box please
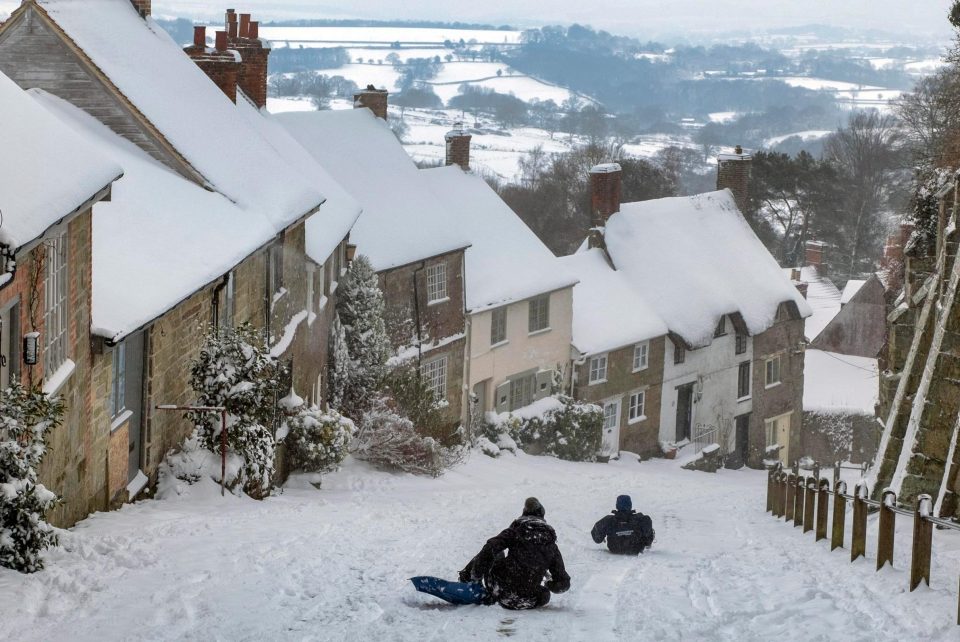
[353,397,464,476]
[484,395,603,462]
[0,383,64,573]
[284,401,355,474]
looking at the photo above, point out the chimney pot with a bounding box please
[193,25,207,48]
[249,21,259,39]
[215,30,228,52]
[239,13,251,38]
[353,86,389,120]
[589,162,623,234]
[805,241,825,270]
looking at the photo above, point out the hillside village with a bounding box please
[0,0,889,526]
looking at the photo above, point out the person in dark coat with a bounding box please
[459,497,570,610]
[591,495,655,555]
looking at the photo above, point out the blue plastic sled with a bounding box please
[410,576,487,605]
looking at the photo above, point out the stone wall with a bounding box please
[800,411,879,465]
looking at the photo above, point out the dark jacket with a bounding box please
[460,516,570,609]
[591,510,654,555]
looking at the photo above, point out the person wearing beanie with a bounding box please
[591,494,655,555]
[458,497,570,609]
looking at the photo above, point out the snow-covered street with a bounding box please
[2,453,958,641]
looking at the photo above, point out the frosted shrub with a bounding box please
[353,397,464,477]
[0,383,63,573]
[285,404,355,474]
[190,323,287,499]
[486,396,603,462]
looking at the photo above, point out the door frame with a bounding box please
[675,382,694,442]
[601,396,622,457]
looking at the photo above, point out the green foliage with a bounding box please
[284,403,355,474]
[951,1,960,29]
[486,396,603,462]
[0,383,64,572]
[190,323,287,498]
[384,365,452,444]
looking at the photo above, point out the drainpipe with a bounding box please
[412,261,426,375]
[211,273,229,328]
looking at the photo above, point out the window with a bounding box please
[588,354,608,384]
[43,230,68,376]
[603,400,620,431]
[420,356,448,402]
[490,307,507,345]
[528,295,550,333]
[110,343,126,418]
[776,303,791,322]
[737,361,751,400]
[673,342,685,365]
[714,316,727,337]
[735,332,747,355]
[509,373,536,410]
[628,391,646,422]
[268,238,284,295]
[305,264,315,317]
[765,355,782,387]
[426,263,447,304]
[221,271,235,328]
[632,342,649,371]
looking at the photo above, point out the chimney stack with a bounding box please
[590,163,622,228]
[805,241,825,270]
[193,25,207,49]
[354,85,389,120]
[249,21,260,39]
[227,9,239,38]
[215,30,227,52]
[716,144,752,214]
[239,13,251,38]
[184,29,240,103]
[445,124,472,171]
[130,0,151,17]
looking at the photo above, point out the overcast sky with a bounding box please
[141,0,955,40]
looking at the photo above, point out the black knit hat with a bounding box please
[522,497,545,518]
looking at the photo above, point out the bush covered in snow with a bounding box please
[283,400,355,474]
[190,324,287,499]
[485,395,603,462]
[0,383,64,572]
[330,255,391,420]
[353,397,464,476]
[384,364,453,444]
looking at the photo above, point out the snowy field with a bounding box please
[2,452,959,641]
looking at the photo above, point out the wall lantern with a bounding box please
[23,331,39,366]
[345,243,357,262]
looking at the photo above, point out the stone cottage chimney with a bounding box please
[354,86,389,120]
[716,145,752,213]
[805,240,825,270]
[184,30,240,103]
[445,124,471,170]
[588,163,622,250]
[130,0,151,17]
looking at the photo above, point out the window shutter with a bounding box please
[535,369,553,400]
[495,381,511,413]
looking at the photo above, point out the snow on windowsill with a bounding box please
[490,339,509,350]
[765,381,782,391]
[589,378,607,386]
[628,415,647,425]
[427,296,450,307]
[272,287,288,305]
[42,358,76,395]
[631,365,649,373]
[110,409,134,434]
[317,294,329,312]
[126,469,149,499]
[737,395,752,403]
[307,311,317,326]
[270,310,309,358]
[528,327,552,337]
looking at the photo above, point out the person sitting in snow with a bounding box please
[459,497,570,610]
[591,495,655,555]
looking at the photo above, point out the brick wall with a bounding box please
[717,153,752,214]
[444,131,471,170]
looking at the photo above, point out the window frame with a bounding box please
[737,360,751,400]
[420,355,448,403]
[588,354,608,385]
[714,316,727,338]
[673,342,685,365]
[490,306,507,346]
[528,294,550,334]
[628,390,646,423]
[765,354,782,388]
[110,342,126,419]
[735,332,747,355]
[425,262,448,305]
[603,398,621,431]
[43,228,69,377]
[632,341,649,372]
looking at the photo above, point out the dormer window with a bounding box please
[714,316,727,337]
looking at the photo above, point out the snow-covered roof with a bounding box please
[420,166,577,311]
[840,279,866,305]
[803,349,878,415]
[557,248,667,356]
[33,90,277,342]
[785,265,841,342]
[0,71,121,251]
[276,108,470,271]
[31,0,323,231]
[604,190,812,348]
[233,99,361,264]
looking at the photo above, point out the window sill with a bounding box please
[765,381,782,390]
[737,395,752,403]
[110,409,134,434]
[528,327,551,337]
[490,339,509,350]
[628,415,647,425]
[42,358,75,396]
[588,378,607,386]
[631,365,649,373]
[427,296,450,307]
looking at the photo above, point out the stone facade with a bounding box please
[572,338,666,458]
[801,411,878,465]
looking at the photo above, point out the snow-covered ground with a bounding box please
[2,452,958,641]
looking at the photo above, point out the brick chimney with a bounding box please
[588,163,621,250]
[184,30,240,103]
[354,85,389,120]
[717,145,752,213]
[790,268,808,298]
[805,241,825,270]
[130,0,151,17]
[445,124,471,170]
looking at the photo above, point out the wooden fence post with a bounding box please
[767,468,774,513]
[910,494,933,591]
[803,477,816,533]
[785,473,796,522]
[877,489,896,571]
[852,482,867,562]
[794,475,805,528]
[774,472,784,517]
[816,478,829,541]
[832,480,847,551]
